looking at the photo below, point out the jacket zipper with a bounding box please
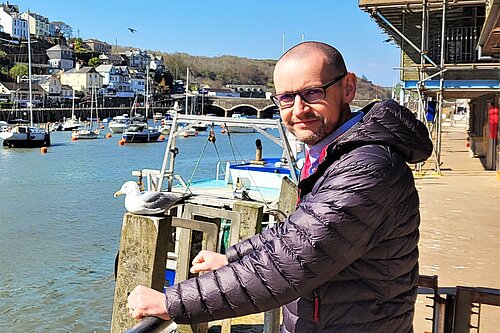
[313,288,320,323]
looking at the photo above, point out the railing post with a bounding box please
[111,213,174,333]
[172,217,219,333]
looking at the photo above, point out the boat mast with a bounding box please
[90,81,94,129]
[145,61,149,119]
[71,88,75,119]
[185,67,189,115]
[27,10,33,127]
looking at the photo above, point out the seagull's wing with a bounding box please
[141,192,184,211]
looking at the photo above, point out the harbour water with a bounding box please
[0,126,283,332]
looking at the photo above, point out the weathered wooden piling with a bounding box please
[111,213,174,333]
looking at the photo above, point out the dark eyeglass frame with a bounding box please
[271,73,347,108]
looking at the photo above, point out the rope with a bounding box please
[185,124,222,192]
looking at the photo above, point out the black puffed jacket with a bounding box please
[165,99,433,332]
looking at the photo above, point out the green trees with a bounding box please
[88,57,101,67]
[9,64,28,80]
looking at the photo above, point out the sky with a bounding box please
[16,0,401,87]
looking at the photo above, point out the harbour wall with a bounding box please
[0,107,172,123]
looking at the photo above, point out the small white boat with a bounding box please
[71,128,100,140]
[130,114,301,204]
[179,127,198,137]
[108,114,131,133]
[0,121,10,132]
[62,116,83,131]
[50,122,63,132]
[153,112,164,121]
[1,124,51,148]
[224,114,257,133]
[72,83,100,140]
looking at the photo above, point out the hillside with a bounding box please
[113,45,390,101]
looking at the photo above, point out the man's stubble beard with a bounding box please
[286,118,332,146]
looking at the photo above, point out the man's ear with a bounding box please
[343,73,357,103]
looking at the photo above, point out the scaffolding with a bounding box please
[360,0,500,175]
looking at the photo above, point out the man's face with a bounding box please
[274,54,346,146]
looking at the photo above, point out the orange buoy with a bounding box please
[221,129,227,134]
[40,146,48,153]
[106,133,112,138]
[71,136,77,141]
[159,135,165,141]
[118,139,126,146]
[100,125,105,129]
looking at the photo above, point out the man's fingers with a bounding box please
[190,262,210,274]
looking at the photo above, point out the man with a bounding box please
[127,41,433,332]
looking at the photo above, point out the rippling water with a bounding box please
[0,127,282,332]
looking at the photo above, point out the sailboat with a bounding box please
[0,14,51,148]
[62,88,83,131]
[121,65,160,142]
[71,83,100,140]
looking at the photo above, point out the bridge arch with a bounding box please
[228,104,259,117]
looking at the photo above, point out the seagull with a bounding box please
[128,28,137,33]
[114,181,190,215]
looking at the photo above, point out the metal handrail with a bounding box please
[125,317,174,333]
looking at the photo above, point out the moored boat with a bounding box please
[71,128,100,140]
[223,114,257,133]
[108,114,131,133]
[122,123,161,143]
[1,19,50,149]
[1,124,51,148]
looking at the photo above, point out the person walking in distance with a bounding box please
[127,41,433,333]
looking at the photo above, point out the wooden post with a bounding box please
[111,213,174,333]
[232,201,264,242]
[172,217,219,333]
[218,201,264,333]
[263,177,298,333]
[278,176,298,216]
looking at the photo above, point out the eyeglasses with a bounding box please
[271,73,347,108]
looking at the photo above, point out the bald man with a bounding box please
[127,42,433,333]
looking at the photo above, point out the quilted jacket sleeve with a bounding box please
[165,145,401,324]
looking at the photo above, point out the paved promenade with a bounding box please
[414,120,499,332]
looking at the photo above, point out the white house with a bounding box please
[32,75,62,105]
[95,64,134,98]
[60,64,103,94]
[128,68,145,95]
[46,44,74,71]
[149,54,164,72]
[21,11,50,37]
[0,4,28,39]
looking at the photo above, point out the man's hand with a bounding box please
[127,285,170,320]
[190,250,229,274]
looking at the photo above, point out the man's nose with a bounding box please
[292,94,308,116]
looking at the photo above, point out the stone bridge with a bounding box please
[195,96,374,118]
[196,96,278,118]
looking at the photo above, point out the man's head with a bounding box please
[272,42,357,146]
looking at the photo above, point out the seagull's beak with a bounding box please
[114,191,123,197]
